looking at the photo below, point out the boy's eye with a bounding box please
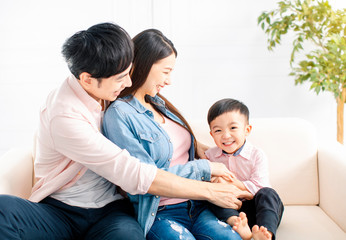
[214,130,221,133]
[231,127,237,130]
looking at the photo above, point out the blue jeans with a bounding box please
[0,195,144,240]
[147,200,241,240]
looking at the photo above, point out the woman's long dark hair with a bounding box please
[119,29,200,158]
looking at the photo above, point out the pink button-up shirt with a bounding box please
[29,75,157,202]
[205,141,270,195]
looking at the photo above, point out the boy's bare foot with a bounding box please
[252,225,272,240]
[229,212,252,240]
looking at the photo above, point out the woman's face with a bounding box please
[141,53,176,97]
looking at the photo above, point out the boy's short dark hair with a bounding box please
[207,98,250,125]
[62,22,134,80]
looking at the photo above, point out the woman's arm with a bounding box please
[103,105,213,182]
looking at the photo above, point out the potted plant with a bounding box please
[258,0,346,144]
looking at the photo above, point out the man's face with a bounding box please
[86,64,132,103]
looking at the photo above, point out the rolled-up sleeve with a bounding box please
[50,114,157,195]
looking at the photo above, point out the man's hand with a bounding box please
[207,182,243,209]
[211,175,254,201]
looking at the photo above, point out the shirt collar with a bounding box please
[219,140,253,160]
[67,75,102,113]
[120,95,167,114]
[222,142,245,156]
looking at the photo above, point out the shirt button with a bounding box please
[155,195,159,198]
[151,213,155,216]
[201,177,205,180]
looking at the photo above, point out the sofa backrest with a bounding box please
[190,117,319,205]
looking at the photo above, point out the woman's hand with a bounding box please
[209,162,236,181]
[196,141,210,159]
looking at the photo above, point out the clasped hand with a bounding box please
[209,162,253,203]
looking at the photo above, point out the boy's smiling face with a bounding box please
[209,111,252,154]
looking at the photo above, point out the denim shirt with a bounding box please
[102,95,211,235]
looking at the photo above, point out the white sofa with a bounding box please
[0,118,345,239]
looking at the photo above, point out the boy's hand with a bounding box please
[238,190,254,200]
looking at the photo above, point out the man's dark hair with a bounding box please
[62,22,134,80]
[207,98,250,125]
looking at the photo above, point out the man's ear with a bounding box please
[245,124,252,137]
[79,72,93,89]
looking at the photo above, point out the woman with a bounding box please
[103,29,242,240]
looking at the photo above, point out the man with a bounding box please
[0,23,243,239]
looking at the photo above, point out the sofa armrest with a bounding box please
[0,147,34,199]
[318,141,346,232]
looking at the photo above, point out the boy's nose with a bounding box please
[222,131,231,138]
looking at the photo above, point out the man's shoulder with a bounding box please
[43,78,85,118]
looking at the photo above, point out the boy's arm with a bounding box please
[242,148,270,195]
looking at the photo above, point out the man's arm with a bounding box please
[149,169,243,209]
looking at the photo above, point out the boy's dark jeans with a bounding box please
[210,187,284,240]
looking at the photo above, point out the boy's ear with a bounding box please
[209,130,213,137]
[245,124,252,136]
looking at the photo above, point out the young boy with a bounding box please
[206,98,284,240]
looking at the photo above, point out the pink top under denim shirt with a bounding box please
[159,116,190,206]
[205,141,271,195]
[30,75,157,202]
[102,94,211,235]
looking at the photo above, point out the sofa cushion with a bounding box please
[277,205,346,239]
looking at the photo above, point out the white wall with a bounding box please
[0,0,345,155]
